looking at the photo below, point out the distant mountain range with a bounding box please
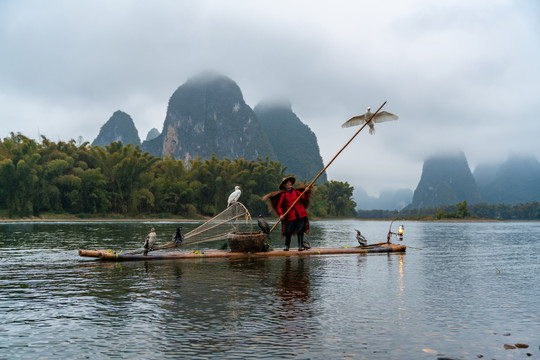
[409,151,483,209]
[141,71,276,163]
[145,128,160,142]
[354,188,413,211]
[403,152,540,209]
[355,151,540,210]
[254,100,327,184]
[92,110,141,147]
[92,72,539,210]
[93,71,325,184]
[474,154,540,205]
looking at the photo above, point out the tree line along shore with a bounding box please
[2,133,538,221]
[0,133,356,219]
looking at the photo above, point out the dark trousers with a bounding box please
[285,216,306,249]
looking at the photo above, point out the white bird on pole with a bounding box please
[227,186,241,206]
[341,107,399,134]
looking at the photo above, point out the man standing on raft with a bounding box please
[264,176,311,251]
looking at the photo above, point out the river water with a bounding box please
[0,220,538,359]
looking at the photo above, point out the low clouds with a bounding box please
[1,0,539,196]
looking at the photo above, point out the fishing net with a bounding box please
[181,202,253,246]
[150,202,254,252]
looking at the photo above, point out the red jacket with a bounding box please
[277,189,309,221]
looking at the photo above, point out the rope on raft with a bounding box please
[130,202,253,254]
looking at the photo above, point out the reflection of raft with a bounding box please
[79,242,406,262]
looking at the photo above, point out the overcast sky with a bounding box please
[1,0,539,197]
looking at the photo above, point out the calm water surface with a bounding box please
[0,220,539,359]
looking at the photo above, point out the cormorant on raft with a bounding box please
[355,229,368,247]
[257,215,270,238]
[143,228,157,255]
[173,227,184,245]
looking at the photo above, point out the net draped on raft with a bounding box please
[152,202,254,252]
[182,202,253,246]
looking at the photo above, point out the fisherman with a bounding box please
[263,176,312,251]
[143,227,157,255]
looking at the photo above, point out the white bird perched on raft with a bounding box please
[341,107,399,134]
[143,227,157,255]
[227,186,241,206]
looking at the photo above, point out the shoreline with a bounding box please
[0,215,522,223]
[0,215,203,223]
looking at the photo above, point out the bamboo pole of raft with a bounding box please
[268,101,388,234]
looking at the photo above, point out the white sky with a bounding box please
[1,0,539,196]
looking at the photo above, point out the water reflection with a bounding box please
[1,221,539,359]
[275,258,313,338]
[277,258,310,302]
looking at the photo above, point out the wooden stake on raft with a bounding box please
[268,101,388,234]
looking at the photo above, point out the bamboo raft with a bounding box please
[79,242,406,261]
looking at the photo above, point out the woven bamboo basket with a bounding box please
[227,232,269,252]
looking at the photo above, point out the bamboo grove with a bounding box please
[0,133,357,218]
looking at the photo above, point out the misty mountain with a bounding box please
[474,154,540,205]
[89,73,540,210]
[472,162,500,188]
[142,71,276,162]
[145,128,160,141]
[409,151,483,209]
[92,110,141,147]
[354,188,413,210]
[254,99,327,183]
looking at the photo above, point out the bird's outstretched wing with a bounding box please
[341,114,367,128]
[371,111,399,124]
[341,111,398,128]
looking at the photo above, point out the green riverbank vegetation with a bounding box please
[357,200,540,220]
[0,133,357,219]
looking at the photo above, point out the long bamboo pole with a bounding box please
[268,101,388,234]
